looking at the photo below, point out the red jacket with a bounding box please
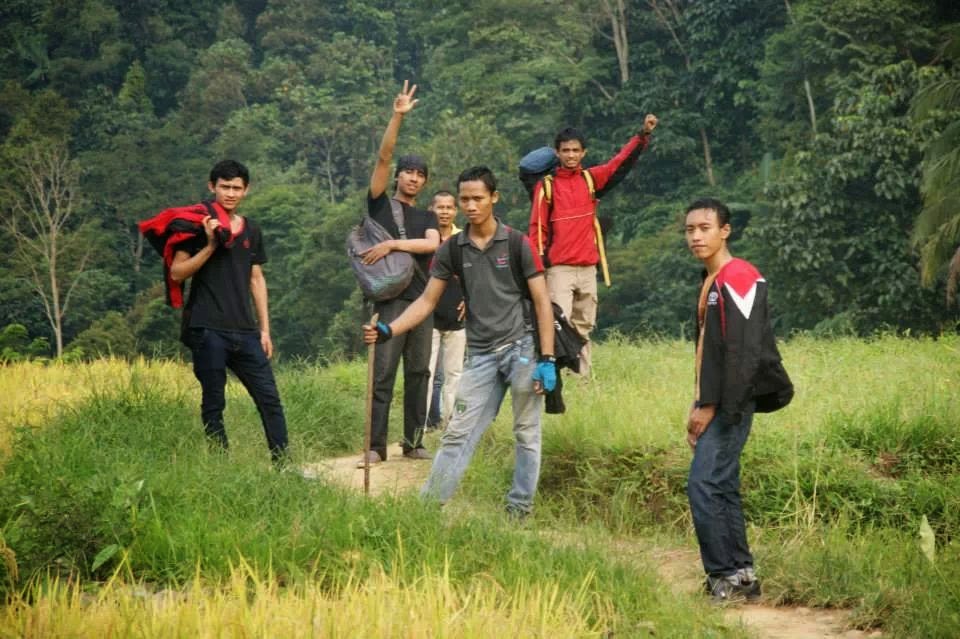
[528,133,650,267]
[138,202,236,308]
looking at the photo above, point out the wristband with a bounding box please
[539,355,556,363]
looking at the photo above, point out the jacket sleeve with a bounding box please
[527,180,551,257]
[590,133,650,197]
[697,281,725,408]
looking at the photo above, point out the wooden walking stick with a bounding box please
[363,312,379,495]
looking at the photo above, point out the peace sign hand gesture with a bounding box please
[393,80,419,115]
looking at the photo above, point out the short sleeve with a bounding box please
[249,223,267,265]
[430,238,454,281]
[520,234,544,280]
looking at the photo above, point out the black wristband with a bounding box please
[539,355,556,363]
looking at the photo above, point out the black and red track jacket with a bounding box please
[527,132,650,266]
[696,258,794,422]
[138,202,236,308]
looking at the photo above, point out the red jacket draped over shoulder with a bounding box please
[138,201,236,308]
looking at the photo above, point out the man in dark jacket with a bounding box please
[684,197,793,603]
[527,115,657,377]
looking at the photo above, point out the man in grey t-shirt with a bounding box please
[363,166,557,517]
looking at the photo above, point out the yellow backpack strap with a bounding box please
[582,169,595,201]
[536,175,554,256]
[582,169,609,286]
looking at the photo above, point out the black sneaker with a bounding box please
[505,505,531,521]
[738,578,762,601]
[705,576,745,604]
[705,575,761,603]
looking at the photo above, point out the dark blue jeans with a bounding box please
[371,298,433,459]
[687,406,755,578]
[190,328,288,461]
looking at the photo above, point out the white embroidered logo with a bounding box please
[708,291,719,305]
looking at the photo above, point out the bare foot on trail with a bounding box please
[301,443,431,496]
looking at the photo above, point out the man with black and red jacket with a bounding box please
[528,114,658,377]
[684,197,793,603]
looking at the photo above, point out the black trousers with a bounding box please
[370,298,433,458]
[190,328,288,461]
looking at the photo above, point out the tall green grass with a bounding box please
[0,370,738,637]
[1,335,958,637]
[455,335,960,637]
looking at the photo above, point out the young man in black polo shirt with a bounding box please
[363,166,556,517]
[358,81,440,466]
[170,160,288,463]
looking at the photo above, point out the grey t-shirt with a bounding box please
[430,221,544,353]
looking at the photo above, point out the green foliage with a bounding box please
[0,0,958,356]
[750,61,952,333]
[0,323,50,362]
[66,311,137,360]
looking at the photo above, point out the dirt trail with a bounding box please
[303,450,881,639]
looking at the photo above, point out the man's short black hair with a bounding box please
[457,166,497,194]
[554,127,587,150]
[432,189,455,202]
[685,197,731,227]
[395,154,429,179]
[209,160,250,186]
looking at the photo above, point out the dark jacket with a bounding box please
[696,258,793,423]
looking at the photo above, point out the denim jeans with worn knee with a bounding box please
[421,334,542,513]
[687,405,755,577]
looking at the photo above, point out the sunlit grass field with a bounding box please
[1,335,958,637]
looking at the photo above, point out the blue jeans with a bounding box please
[687,406,755,577]
[421,334,542,513]
[190,328,289,461]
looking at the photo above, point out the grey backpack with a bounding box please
[346,200,416,301]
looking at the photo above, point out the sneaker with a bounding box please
[505,505,531,521]
[736,567,762,601]
[356,450,383,468]
[705,575,746,604]
[402,447,432,460]
[704,574,761,604]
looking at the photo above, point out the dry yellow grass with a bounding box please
[0,561,608,638]
[0,358,194,458]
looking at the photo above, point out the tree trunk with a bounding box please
[602,0,630,86]
[785,0,818,136]
[700,126,716,187]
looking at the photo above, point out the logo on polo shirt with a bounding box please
[495,253,509,268]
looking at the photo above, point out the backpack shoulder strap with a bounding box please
[506,226,531,301]
[582,169,596,201]
[388,198,407,239]
[450,230,467,302]
[542,174,554,206]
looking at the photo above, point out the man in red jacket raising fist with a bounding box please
[528,114,657,378]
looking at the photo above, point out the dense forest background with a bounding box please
[1,0,959,361]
